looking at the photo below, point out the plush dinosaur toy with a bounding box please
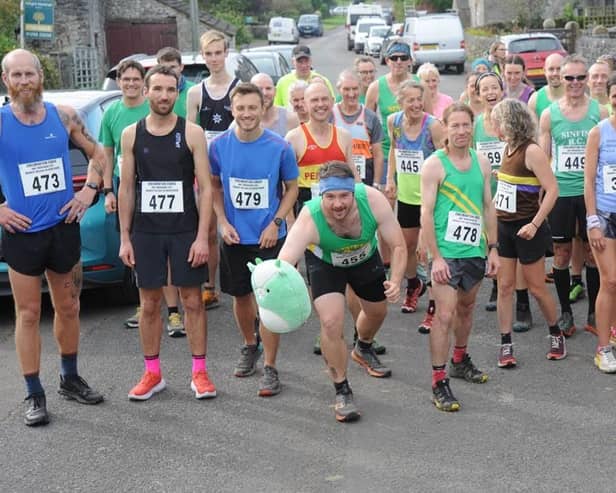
[247,258,311,333]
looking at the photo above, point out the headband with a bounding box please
[319,176,355,195]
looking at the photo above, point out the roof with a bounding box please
[43,90,121,110]
[500,32,559,43]
[157,0,237,36]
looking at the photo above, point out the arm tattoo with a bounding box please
[57,108,70,129]
[91,160,104,178]
[71,112,97,145]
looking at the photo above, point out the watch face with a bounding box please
[274,218,283,226]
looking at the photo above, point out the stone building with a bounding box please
[30,0,236,88]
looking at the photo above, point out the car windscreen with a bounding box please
[249,56,277,76]
[508,38,561,53]
[370,27,389,37]
[358,23,383,34]
[300,16,319,25]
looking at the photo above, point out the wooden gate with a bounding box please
[105,18,178,65]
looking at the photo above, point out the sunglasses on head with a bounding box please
[563,74,587,82]
[389,55,410,62]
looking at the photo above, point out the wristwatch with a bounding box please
[273,217,283,227]
[85,182,98,191]
[103,188,114,196]
[488,242,499,250]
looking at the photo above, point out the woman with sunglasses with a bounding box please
[583,75,616,373]
[504,55,535,104]
[490,98,559,367]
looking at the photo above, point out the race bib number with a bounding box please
[395,149,423,175]
[445,211,482,246]
[557,145,585,172]
[353,155,366,180]
[476,140,505,169]
[18,158,67,197]
[205,130,223,143]
[494,181,517,213]
[331,243,371,267]
[603,165,616,194]
[230,177,268,209]
[141,181,184,213]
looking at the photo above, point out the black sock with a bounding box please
[549,324,561,336]
[571,274,582,287]
[501,333,512,344]
[334,379,351,395]
[516,289,529,307]
[427,299,435,315]
[492,279,498,289]
[553,267,572,314]
[407,276,419,291]
[357,338,372,351]
[168,306,179,316]
[586,266,600,318]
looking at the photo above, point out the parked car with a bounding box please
[241,50,291,84]
[500,33,568,87]
[101,51,259,90]
[354,16,387,54]
[346,2,383,51]
[330,6,348,16]
[364,25,390,57]
[297,14,323,37]
[268,17,300,45]
[242,44,295,68]
[381,7,394,25]
[403,13,466,73]
[0,90,140,301]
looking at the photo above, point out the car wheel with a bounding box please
[109,267,139,305]
[455,63,464,74]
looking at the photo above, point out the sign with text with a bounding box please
[24,0,55,41]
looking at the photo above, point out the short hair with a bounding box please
[230,82,264,106]
[491,98,536,148]
[396,79,424,103]
[117,59,146,80]
[1,49,42,74]
[417,62,439,80]
[442,102,474,126]
[337,69,360,89]
[607,74,616,95]
[353,56,375,70]
[200,30,228,51]
[562,54,588,71]
[156,46,182,65]
[319,161,354,180]
[144,64,178,88]
[504,55,526,70]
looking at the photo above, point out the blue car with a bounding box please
[0,90,138,302]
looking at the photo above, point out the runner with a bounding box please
[0,49,105,426]
[588,61,611,114]
[487,41,506,76]
[385,80,444,320]
[583,74,616,372]
[210,82,298,392]
[490,98,560,367]
[288,80,309,124]
[416,63,454,119]
[528,53,564,119]
[353,56,377,105]
[420,103,498,412]
[503,55,535,103]
[274,45,334,107]
[458,71,484,116]
[277,161,407,422]
[119,65,216,401]
[250,73,299,136]
[539,54,607,337]
[98,59,150,329]
[187,30,238,309]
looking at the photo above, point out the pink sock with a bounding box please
[452,345,467,364]
[144,355,161,375]
[192,355,206,373]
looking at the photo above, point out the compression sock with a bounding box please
[501,333,512,345]
[427,299,436,314]
[144,354,161,375]
[60,353,78,377]
[192,354,206,373]
[586,266,600,318]
[24,372,44,396]
[452,345,467,364]
[516,289,530,308]
[357,338,372,351]
[549,324,561,336]
[432,364,447,387]
[334,379,351,395]
[553,267,572,314]
[407,276,420,291]
[571,274,582,287]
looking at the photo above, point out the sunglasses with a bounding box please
[389,55,410,62]
[563,74,587,82]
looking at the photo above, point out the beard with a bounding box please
[150,101,174,116]
[8,80,43,110]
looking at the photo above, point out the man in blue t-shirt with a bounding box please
[209,82,299,396]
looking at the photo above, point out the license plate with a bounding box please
[527,68,544,77]
[420,44,438,50]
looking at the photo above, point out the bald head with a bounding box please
[2,49,42,75]
[250,72,275,109]
[305,81,332,122]
[251,72,274,87]
[544,53,564,88]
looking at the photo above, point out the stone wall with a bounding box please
[575,33,616,60]
[464,32,496,60]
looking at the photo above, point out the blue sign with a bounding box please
[24,0,55,41]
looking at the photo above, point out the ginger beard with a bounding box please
[8,77,43,110]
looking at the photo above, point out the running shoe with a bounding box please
[58,375,104,404]
[594,348,616,373]
[258,366,282,397]
[234,344,262,377]
[546,333,567,360]
[432,378,460,412]
[313,334,322,355]
[585,313,597,336]
[568,282,586,303]
[449,354,488,383]
[610,326,616,346]
[401,279,425,313]
[418,311,433,334]
[351,342,392,378]
[202,287,220,310]
[124,306,140,329]
[558,312,576,338]
[128,371,166,401]
[485,284,497,312]
[191,370,217,399]
[167,312,186,338]
[513,304,533,333]
[334,391,361,422]
[497,343,517,368]
[24,393,49,427]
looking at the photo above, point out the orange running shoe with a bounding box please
[401,279,424,313]
[128,371,166,401]
[191,371,217,399]
[202,287,220,310]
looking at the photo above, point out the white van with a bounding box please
[346,3,383,51]
[354,17,386,54]
[403,13,465,73]
[268,17,300,45]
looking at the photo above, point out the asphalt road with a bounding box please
[2,27,616,493]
